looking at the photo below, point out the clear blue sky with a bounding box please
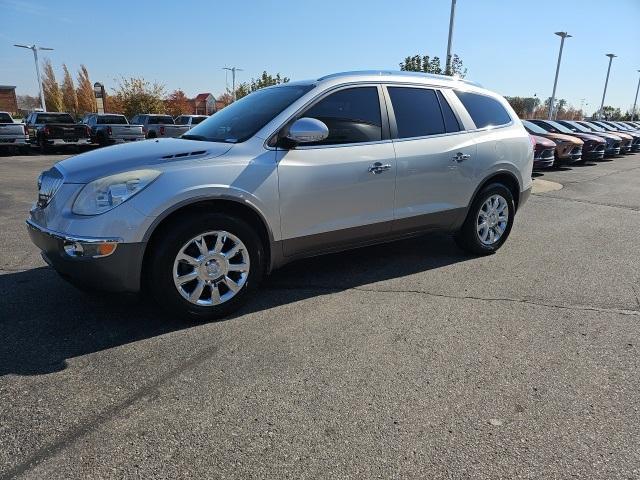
[1,0,638,114]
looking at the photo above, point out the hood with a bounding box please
[56,138,233,183]
[543,133,584,145]
[532,135,556,148]
[608,131,636,140]
[567,132,606,143]
[588,131,622,142]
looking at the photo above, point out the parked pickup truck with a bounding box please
[0,111,29,153]
[130,114,190,139]
[175,115,209,129]
[25,112,91,152]
[83,114,146,146]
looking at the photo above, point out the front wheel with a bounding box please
[454,183,515,255]
[145,212,264,322]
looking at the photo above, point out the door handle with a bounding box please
[368,162,392,174]
[452,152,471,162]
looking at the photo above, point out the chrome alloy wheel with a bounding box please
[173,231,250,306]
[476,194,509,246]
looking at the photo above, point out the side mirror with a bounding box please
[286,117,329,144]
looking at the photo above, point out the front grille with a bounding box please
[593,144,605,152]
[570,146,582,155]
[536,148,554,160]
[37,167,64,209]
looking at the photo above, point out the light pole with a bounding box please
[445,0,457,75]
[631,70,640,121]
[223,67,243,102]
[14,44,54,112]
[548,32,571,120]
[598,53,616,119]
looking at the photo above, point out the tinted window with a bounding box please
[388,87,445,138]
[0,112,13,123]
[437,91,461,133]
[302,87,382,145]
[97,115,128,125]
[454,91,511,128]
[175,116,187,125]
[148,116,174,125]
[36,113,75,124]
[521,120,548,135]
[186,84,314,143]
[190,116,207,125]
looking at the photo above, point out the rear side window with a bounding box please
[454,91,511,128]
[302,87,382,145]
[388,87,445,138]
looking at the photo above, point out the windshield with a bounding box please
[521,120,548,135]
[185,84,315,143]
[593,122,616,132]
[37,113,75,124]
[97,115,128,125]
[579,122,604,132]
[558,121,585,133]
[545,120,574,134]
[0,113,13,123]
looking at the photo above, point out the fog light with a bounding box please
[63,241,118,258]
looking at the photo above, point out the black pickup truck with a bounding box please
[25,112,91,152]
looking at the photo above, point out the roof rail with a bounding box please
[316,70,482,87]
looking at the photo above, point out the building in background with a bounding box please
[192,93,216,115]
[0,86,18,115]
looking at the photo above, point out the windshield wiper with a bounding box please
[181,134,208,141]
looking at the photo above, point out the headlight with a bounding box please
[73,169,161,215]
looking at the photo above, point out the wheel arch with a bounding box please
[141,197,276,281]
[471,170,522,211]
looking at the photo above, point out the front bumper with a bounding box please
[26,219,144,293]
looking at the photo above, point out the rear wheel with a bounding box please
[145,212,264,322]
[454,183,515,255]
[38,136,50,153]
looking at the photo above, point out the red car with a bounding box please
[531,135,556,169]
[529,119,606,160]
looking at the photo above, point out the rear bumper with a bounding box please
[45,138,92,146]
[26,219,144,293]
[109,136,146,144]
[0,137,29,146]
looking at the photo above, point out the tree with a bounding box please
[234,71,289,100]
[61,64,78,116]
[599,106,622,120]
[111,77,166,118]
[399,53,466,78]
[76,64,95,114]
[16,94,41,111]
[41,58,63,112]
[505,96,541,119]
[165,89,192,117]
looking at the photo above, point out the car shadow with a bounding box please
[0,232,471,376]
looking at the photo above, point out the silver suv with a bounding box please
[27,71,533,321]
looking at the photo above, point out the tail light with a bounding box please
[106,126,112,136]
[43,126,50,136]
[142,127,147,134]
[159,126,165,136]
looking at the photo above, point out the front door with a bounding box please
[276,86,396,257]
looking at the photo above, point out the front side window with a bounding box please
[388,87,445,138]
[301,87,382,145]
[454,91,511,129]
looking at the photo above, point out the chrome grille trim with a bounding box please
[37,167,64,209]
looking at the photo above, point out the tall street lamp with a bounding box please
[631,70,640,122]
[598,53,616,119]
[445,0,457,75]
[14,44,54,112]
[548,32,571,120]
[223,67,243,102]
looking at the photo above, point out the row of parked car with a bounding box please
[0,111,209,154]
[523,119,640,169]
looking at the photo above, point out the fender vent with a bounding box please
[161,150,208,160]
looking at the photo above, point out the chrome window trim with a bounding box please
[291,139,395,151]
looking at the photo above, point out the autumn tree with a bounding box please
[165,89,192,117]
[76,64,95,114]
[400,53,467,78]
[505,96,541,118]
[41,58,63,112]
[60,64,78,116]
[234,71,289,100]
[111,77,166,118]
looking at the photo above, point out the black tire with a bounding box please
[147,131,157,139]
[97,132,108,147]
[38,136,50,153]
[454,183,515,255]
[19,146,30,155]
[145,212,265,322]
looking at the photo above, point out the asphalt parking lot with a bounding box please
[1,151,639,479]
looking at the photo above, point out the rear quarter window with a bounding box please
[454,91,511,129]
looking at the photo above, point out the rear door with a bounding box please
[276,85,396,256]
[385,85,477,232]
